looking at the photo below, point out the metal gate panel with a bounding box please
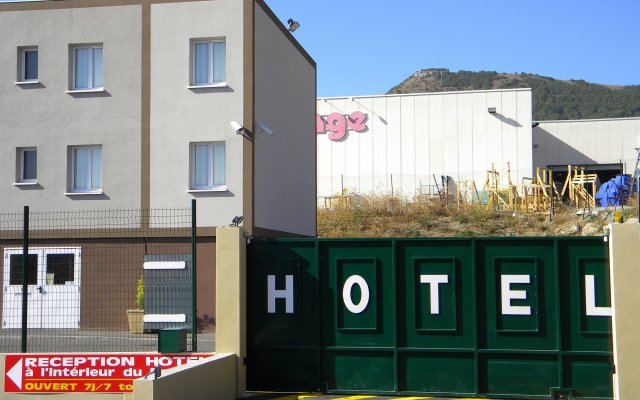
[247,241,319,390]
[397,239,476,395]
[558,240,612,398]
[143,254,192,331]
[320,241,395,392]
[247,237,613,399]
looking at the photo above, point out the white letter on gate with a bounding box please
[342,275,370,314]
[267,275,294,314]
[420,275,449,314]
[501,275,531,315]
[585,275,612,317]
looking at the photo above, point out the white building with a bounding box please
[317,90,640,200]
[534,117,640,179]
[317,89,533,198]
[0,0,316,331]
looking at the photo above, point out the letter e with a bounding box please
[501,275,531,315]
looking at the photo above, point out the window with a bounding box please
[70,146,102,193]
[191,39,225,86]
[17,147,37,183]
[190,142,225,190]
[6,248,79,286]
[9,254,38,286]
[71,45,103,90]
[18,47,38,82]
[46,254,75,285]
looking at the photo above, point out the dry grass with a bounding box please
[317,195,639,238]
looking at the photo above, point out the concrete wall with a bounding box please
[317,89,533,198]
[534,117,640,174]
[214,227,246,398]
[253,2,316,237]
[149,1,245,228]
[0,5,142,212]
[132,354,235,400]
[608,223,640,400]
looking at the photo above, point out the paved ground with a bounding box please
[1,334,494,399]
[245,393,492,400]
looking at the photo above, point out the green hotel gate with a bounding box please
[247,237,613,399]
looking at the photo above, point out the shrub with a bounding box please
[136,275,144,310]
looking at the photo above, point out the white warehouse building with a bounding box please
[317,89,640,200]
[317,89,533,198]
[534,118,640,178]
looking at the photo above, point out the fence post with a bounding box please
[21,205,29,353]
[191,199,197,351]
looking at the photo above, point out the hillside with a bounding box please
[387,68,640,121]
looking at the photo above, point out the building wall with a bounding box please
[317,89,533,198]
[0,238,215,332]
[253,2,316,237]
[0,5,142,212]
[149,0,245,228]
[534,118,640,175]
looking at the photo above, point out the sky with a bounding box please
[265,0,640,97]
[2,0,638,97]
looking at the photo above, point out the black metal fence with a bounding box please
[0,203,196,353]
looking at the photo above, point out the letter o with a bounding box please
[342,275,370,314]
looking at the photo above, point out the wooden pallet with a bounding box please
[560,165,599,209]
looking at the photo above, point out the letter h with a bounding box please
[267,275,294,314]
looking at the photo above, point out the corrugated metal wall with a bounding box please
[534,118,640,175]
[317,89,533,198]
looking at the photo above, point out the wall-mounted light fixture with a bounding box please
[287,19,300,32]
[488,107,497,114]
[229,216,243,227]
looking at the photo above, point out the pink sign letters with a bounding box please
[316,111,368,141]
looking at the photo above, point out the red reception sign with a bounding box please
[4,353,213,393]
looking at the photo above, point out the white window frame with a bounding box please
[17,47,38,84]
[16,147,37,184]
[189,39,226,88]
[70,45,104,92]
[69,145,102,194]
[4,247,81,286]
[189,142,226,192]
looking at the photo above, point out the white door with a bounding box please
[2,248,81,329]
[2,251,41,329]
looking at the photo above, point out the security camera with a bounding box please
[230,121,244,134]
[257,123,274,135]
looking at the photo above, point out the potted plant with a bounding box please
[127,275,144,334]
